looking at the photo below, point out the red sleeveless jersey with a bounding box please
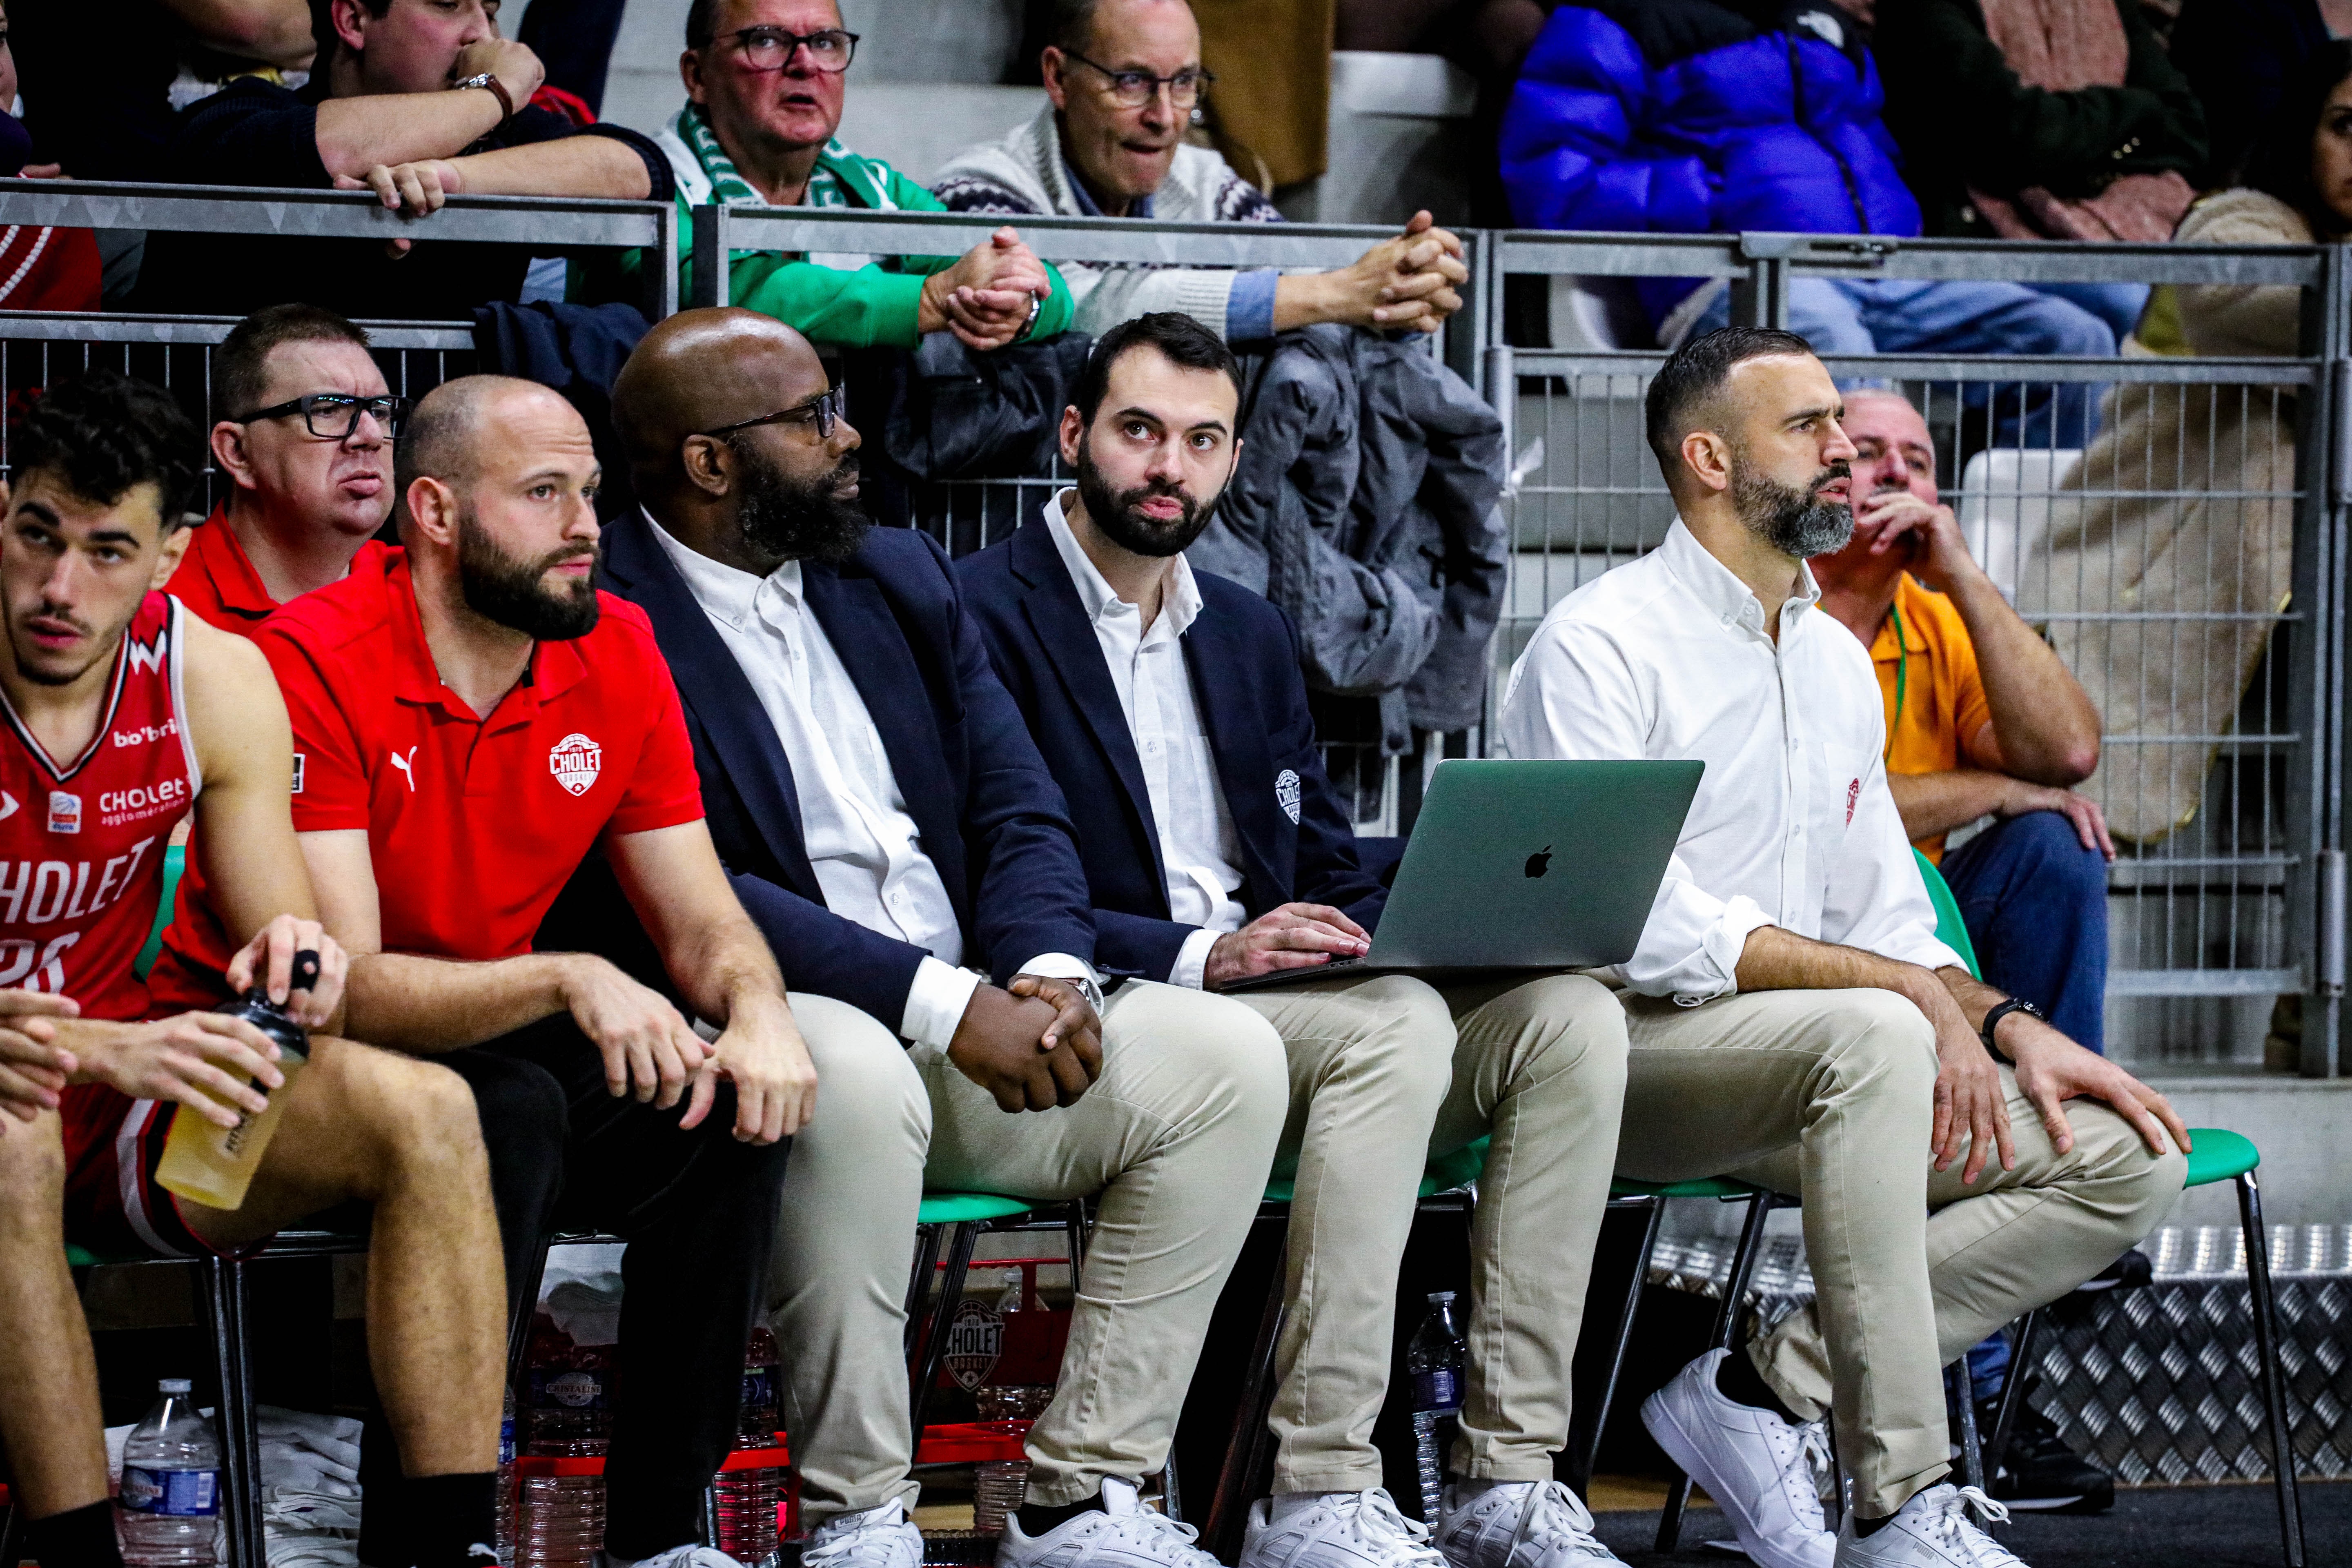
[0,592,195,1021]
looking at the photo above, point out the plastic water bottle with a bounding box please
[712,1328,785,1568]
[515,1473,604,1568]
[971,1384,1051,1536]
[519,1318,608,1568]
[118,1379,220,1566]
[497,1386,518,1566]
[526,1318,612,1454]
[154,953,319,1211]
[1407,1292,1466,1523]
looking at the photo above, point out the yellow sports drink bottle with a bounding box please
[156,951,318,1212]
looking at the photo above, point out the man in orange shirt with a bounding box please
[1812,390,2125,1513]
[170,304,402,628]
[1813,389,2111,1046]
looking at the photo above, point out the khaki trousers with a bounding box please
[1233,971,1628,1493]
[766,985,1287,1522]
[1615,988,2184,1519]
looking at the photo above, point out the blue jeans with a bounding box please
[1940,809,2111,1054]
[1967,1332,2011,1404]
[1942,808,2114,1405]
[1690,278,2145,448]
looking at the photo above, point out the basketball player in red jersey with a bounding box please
[0,372,509,1568]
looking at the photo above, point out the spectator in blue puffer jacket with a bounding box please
[1498,0,2133,444]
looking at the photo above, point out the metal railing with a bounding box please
[0,187,2339,1066]
[0,176,679,319]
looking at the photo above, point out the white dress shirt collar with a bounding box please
[1657,516,1824,639]
[643,508,1103,1049]
[1045,487,1205,638]
[643,506,805,628]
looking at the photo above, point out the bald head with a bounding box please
[612,308,831,500]
[612,308,866,574]
[397,375,585,509]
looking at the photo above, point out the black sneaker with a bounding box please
[1978,1399,2115,1513]
[2073,1247,2153,1293]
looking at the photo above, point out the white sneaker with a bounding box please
[802,1500,925,1568]
[1640,1349,1835,1568]
[996,1478,1221,1568]
[1834,1485,2024,1567]
[1239,1488,1448,1568]
[596,1547,746,1568]
[1432,1479,1624,1568]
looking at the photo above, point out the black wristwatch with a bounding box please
[1979,997,2044,1061]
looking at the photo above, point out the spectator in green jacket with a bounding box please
[646,0,1074,351]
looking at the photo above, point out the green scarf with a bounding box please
[675,102,886,212]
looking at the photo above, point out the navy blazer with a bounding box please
[956,514,1385,982]
[598,511,1099,1027]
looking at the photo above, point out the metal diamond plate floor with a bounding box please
[1649,1223,2352,1486]
[1590,1481,2347,1568]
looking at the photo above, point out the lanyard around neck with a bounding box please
[1884,600,1908,762]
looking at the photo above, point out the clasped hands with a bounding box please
[949,973,1103,1112]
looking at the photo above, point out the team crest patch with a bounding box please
[550,733,604,797]
[941,1296,1006,1392]
[1276,768,1301,825]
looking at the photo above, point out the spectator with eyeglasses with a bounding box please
[640,0,1075,354]
[139,0,673,321]
[932,0,1468,341]
[171,305,405,631]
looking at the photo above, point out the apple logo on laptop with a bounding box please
[1524,845,1552,878]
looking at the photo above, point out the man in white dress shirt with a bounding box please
[599,308,1288,1568]
[1498,327,2189,1568]
[961,314,1635,1568]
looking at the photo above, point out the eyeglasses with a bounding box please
[1060,49,1214,108]
[702,384,845,443]
[708,26,859,74]
[235,393,410,440]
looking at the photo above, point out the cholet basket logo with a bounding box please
[550,733,604,797]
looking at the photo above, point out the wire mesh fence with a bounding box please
[0,314,477,516]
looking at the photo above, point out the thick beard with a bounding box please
[733,442,870,567]
[1730,452,1853,559]
[456,500,601,641]
[1073,433,1220,559]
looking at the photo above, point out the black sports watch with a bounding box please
[1979,996,2045,1061]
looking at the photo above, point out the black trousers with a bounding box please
[485,1013,793,1558]
[357,1049,569,1568]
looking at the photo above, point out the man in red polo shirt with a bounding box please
[164,305,570,1568]
[172,304,401,630]
[154,373,818,1568]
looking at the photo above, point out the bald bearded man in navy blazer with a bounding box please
[582,307,1292,1568]
[958,312,1637,1568]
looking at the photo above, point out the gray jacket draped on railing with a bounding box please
[1187,324,1508,751]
